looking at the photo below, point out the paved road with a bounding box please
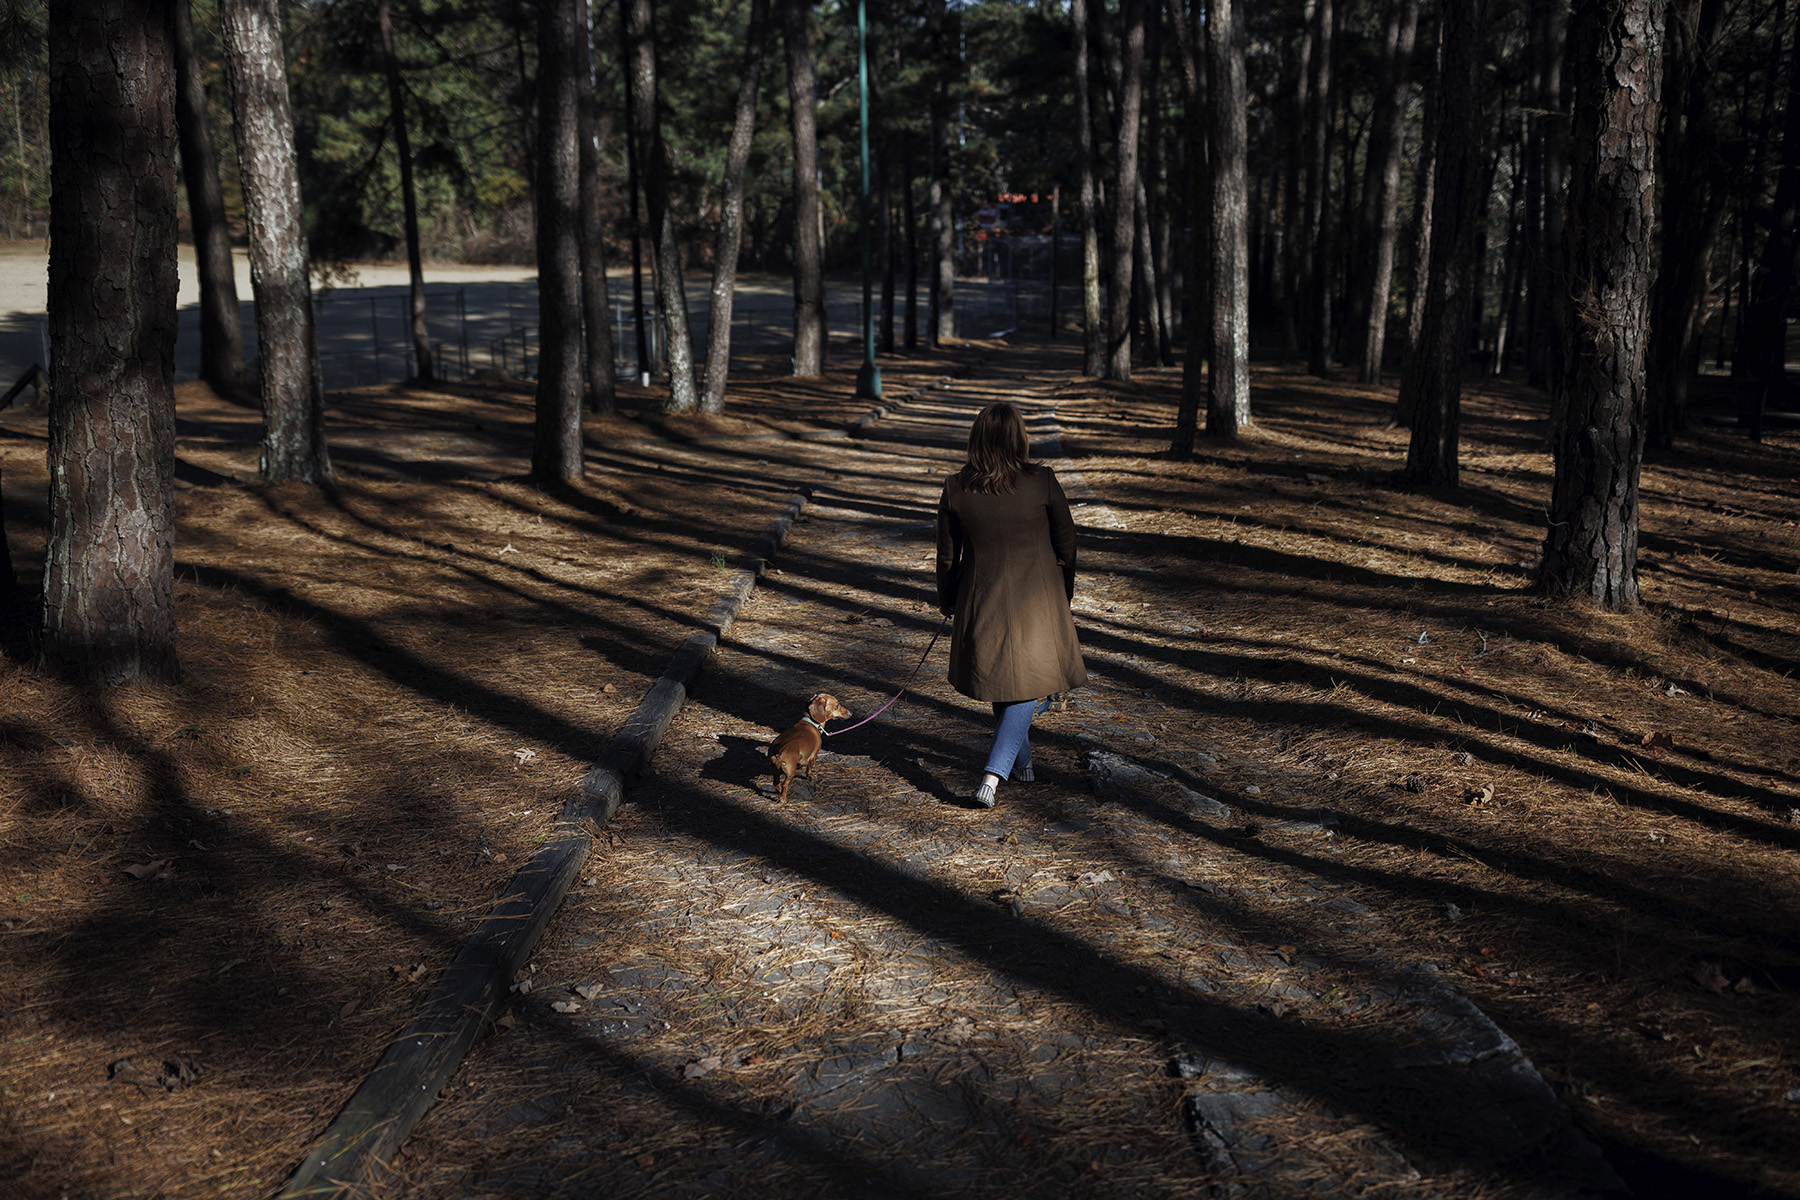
[1,244,1030,402]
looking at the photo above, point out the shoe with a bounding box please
[1013,765,1035,783]
[971,780,997,808]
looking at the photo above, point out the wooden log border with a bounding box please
[281,487,814,1198]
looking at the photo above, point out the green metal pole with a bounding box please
[855,0,882,399]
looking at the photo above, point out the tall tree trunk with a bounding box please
[881,133,895,354]
[1303,0,1335,375]
[929,0,955,346]
[1280,2,1315,355]
[44,0,180,682]
[701,0,770,411]
[1645,0,1725,447]
[1739,13,1800,441]
[1207,0,1251,439]
[1132,177,1162,363]
[1144,9,1173,366]
[1395,12,1439,427]
[1541,0,1666,609]
[631,0,698,407]
[172,0,244,394]
[1398,0,1488,486]
[784,0,827,372]
[578,0,616,414]
[1105,0,1144,380]
[1529,0,1568,394]
[220,0,331,483]
[1168,0,1202,450]
[903,128,918,349]
[1073,0,1104,375]
[533,0,584,481]
[618,0,650,384]
[1352,0,1419,384]
[378,0,431,382]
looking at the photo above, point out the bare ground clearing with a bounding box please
[2,343,1798,1197]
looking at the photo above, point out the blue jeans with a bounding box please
[984,697,1048,779]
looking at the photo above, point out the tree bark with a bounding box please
[1738,11,1800,440]
[1072,0,1104,375]
[784,0,827,372]
[378,0,431,382]
[578,0,617,415]
[1167,0,1202,451]
[1206,0,1251,439]
[44,0,180,682]
[928,0,955,346]
[533,0,584,482]
[1527,0,1568,393]
[219,0,331,483]
[1105,0,1144,380]
[1644,0,1724,445]
[1351,0,1419,384]
[1279,2,1315,355]
[701,0,771,411]
[618,0,650,384]
[1303,0,1335,376]
[1540,0,1666,610]
[172,0,244,395]
[903,128,918,349]
[1144,9,1173,366]
[1395,12,1439,428]
[1398,0,1489,486]
[629,0,698,407]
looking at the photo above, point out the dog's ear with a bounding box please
[808,692,828,707]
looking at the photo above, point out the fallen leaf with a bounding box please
[575,984,604,1000]
[121,860,173,882]
[1074,870,1115,886]
[494,1010,517,1031]
[634,1153,655,1168]
[157,1054,201,1092]
[338,996,360,1019]
[602,683,618,694]
[550,1000,581,1014]
[513,748,538,766]
[1464,785,1495,806]
[1640,731,1674,750]
[683,1055,722,1078]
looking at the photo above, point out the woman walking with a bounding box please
[936,402,1086,807]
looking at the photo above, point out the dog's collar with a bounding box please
[802,716,829,734]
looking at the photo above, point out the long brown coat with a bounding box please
[936,464,1087,702]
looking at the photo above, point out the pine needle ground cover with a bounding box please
[1,347,1796,1196]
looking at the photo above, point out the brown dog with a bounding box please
[767,693,852,802]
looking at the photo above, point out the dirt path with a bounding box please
[374,353,1615,1198]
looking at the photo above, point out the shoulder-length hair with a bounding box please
[960,402,1032,495]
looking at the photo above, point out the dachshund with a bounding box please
[767,693,852,802]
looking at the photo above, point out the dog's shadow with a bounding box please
[700,734,785,800]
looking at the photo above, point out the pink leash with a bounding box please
[826,614,949,737]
